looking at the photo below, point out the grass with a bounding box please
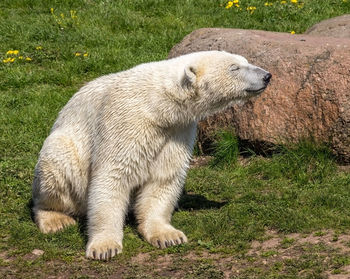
[1,0,350,278]
[183,141,349,245]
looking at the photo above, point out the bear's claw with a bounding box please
[86,238,122,261]
[149,227,188,249]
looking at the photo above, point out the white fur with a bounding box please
[32,51,269,260]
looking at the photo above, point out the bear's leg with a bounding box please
[33,168,78,234]
[32,135,87,233]
[134,124,196,248]
[85,171,129,260]
[134,177,187,249]
[33,167,78,233]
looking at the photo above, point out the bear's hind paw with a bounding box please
[35,209,76,234]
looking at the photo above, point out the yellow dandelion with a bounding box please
[50,8,54,14]
[264,2,273,6]
[290,31,296,34]
[25,57,32,61]
[3,57,16,63]
[225,1,233,9]
[281,0,287,3]
[233,0,239,3]
[235,4,240,7]
[290,0,298,3]
[70,10,77,19]
[36,46,43,50]
[75,52,81,56]
[83,53,88,57]
[247,6,257,13]
[6,50,19,55]
[18,56,23,60]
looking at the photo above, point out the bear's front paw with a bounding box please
[143,224,188,249]
[86,237,122,261]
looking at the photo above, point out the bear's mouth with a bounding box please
[245,87,266,94]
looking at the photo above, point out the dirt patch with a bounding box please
[22,249,45,261]
[0,251,14,263]
[95,231,350,279]
[244,229,350,278]
[298,232,350,252]
[153,254,174,273]
[190,156,212,168]
[327,265,350,278]
[2,230,350,278]
[338,165,350,173]
[130,252,151,265]
[248,230,350,255]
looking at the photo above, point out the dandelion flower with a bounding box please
[36,46,43,50]
[290,31,296,34]
[281,0,287,3]
[25,57,32,61]
[3,57,15,63]
[50,8,54,14]
[75,52,81,56]
[6,50,19,55]
[225,1,233,9]
[247,6,257,13]
[290,0,298,3]
[83,53,88,57]
[18,56,23,60]
[70,10,77,19]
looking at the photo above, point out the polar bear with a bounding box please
[32,51,271,260]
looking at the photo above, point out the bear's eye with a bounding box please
[229,65,240,72]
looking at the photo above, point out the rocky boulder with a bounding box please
[305,14,350,39]
[169,28,350,163]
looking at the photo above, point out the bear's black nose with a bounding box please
[263,73,272,84]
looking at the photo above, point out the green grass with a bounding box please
[1,0,350,278]
[181,141,349,247]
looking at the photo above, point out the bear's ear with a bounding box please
[181,65,197,89]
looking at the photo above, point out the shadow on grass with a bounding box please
[178,192,227,210]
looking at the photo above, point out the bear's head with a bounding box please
[181,51,271,118]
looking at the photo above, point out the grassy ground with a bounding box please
[1,0,350,278]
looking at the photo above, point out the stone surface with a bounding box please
[305,14,350,39]
[31,249,44,256]
[168,28,350,163]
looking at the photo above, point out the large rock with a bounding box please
[168,28,350,163]
[305,14,350,39]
